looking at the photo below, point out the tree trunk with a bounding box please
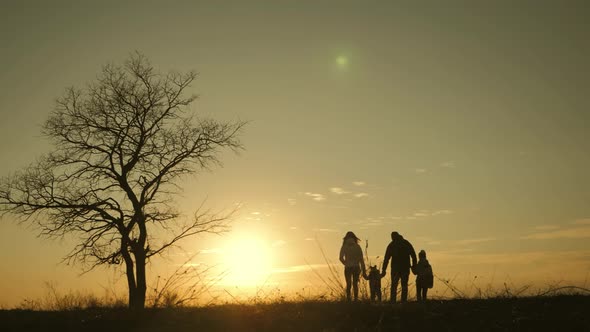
[134,251,147,310]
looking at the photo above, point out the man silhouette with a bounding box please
[381,231,417,303]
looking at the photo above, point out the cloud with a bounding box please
[415,168,427,174]
[534,225,560,231]
[362,218,384,227]
[432,210,453,216]
[353,181,365,186]
[572,219,590,225]
[304,192,325,201]
[304,237,315,241]
[313,228,340,233]
[456,237,496,245]
[440,161,456,168]
[406,209,452,220]
[354,193,369,198]
[287,198,297,206]
[330,187,349,195]
[521,226,590,240]
[289,226,297,230]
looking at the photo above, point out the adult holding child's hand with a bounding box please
[339,231,366,302]
[381,231,417,303]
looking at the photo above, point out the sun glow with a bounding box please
[222,235,273,287]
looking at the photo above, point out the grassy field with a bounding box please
[2,295,589,332]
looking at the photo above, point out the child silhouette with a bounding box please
[363,265,384,302]
[413,250,433,301]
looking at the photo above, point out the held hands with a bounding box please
[380,270,386,278]
[411,265,417,275]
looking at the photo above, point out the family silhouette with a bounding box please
[339,231,433,303]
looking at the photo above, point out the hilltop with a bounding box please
[2,295,589,332]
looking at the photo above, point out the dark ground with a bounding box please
[2,295,589,332]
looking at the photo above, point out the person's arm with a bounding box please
[357,244,366,275]
[408,241,417,267]
[381,243,391,276]
[339,245,346,265]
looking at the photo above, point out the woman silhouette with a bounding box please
[339,231,366,301]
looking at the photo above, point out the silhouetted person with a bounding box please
[363,265,383,302]
[381,231,417,303]
[339,231,366,301]
[414,249,434,301]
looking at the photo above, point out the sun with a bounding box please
[222,235,273,287]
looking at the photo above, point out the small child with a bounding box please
[363,265,384,302]
[414,250,433,301]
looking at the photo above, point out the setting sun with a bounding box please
[222,235,273,287]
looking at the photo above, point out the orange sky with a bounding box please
[1,1,589,307]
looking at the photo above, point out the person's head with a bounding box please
[391,231,401,241]
[419,250,427,260]
[369,265,379,276]
[343,231,360,243]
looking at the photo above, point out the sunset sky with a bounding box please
[1,1,589,306]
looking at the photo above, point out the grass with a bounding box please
[5,241,589,330]
[2,295,590,332]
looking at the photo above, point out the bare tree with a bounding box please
[0,53,244,310]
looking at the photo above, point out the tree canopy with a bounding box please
[0,53,244,309]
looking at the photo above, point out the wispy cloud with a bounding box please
[521,226,590,240]
[304,237,315,241]
[354,193,369,198]
[407,209,452,220]
[304,192,326,201]
[534,225,560,231]
[312,228,340,233]
[432,210,453,216]
[353,181,365,186]
[287,198,297,206]
[440,161,456,168]
[456,237,496,245]
[289,226,297,230]
[330,187,350,195]
[572,219,590,226]
[415,168,427,174]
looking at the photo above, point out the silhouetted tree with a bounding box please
[0,53,244,310]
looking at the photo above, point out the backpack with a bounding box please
[424,264,434,289]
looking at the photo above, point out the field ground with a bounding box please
[2,295,589,332]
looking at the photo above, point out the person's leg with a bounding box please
[352,267,360,301]
[391,271,401,303]
[423,288,428,301]
[400,271,409,302]
[377,287,382,302]
[416,282,422,301]
[344,267,352,301]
